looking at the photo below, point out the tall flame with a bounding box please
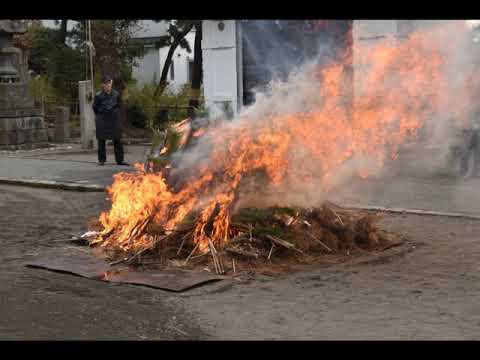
[96,22,478,254]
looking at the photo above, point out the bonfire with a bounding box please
[88,22,477,275]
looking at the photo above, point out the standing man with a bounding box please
[92,75,129,166]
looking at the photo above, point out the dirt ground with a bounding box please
[1,184,480,340]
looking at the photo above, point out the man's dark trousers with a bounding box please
[98,138,124,164]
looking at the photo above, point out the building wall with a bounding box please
[133,20,169,38]
[132,45,160,86]
[131,21,195,92]
[351,20,446,105]
[352,20,398,103]
[201,20,240,119]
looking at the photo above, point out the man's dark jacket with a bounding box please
[92,89,121,140]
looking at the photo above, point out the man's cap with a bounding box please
[102,74,113,83]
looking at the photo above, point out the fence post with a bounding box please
[54,106,70,143]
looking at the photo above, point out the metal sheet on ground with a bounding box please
[105,269,225,292]
[25,253,109,279]
[25,251,225,292]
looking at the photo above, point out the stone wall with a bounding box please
[0,108,48,149]
[0,83,34,109]
[0,24,48,149]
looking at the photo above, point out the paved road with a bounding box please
[2,144,480,339]
[1,185,480,340]
[1,144,480,216]
[331,175,480,217]
[0,145,149,188]
[0,185,203,340]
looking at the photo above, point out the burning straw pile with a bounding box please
[87,117,402,275]
[89,173,400,275]
[87,23,470,274]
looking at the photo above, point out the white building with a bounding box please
[131,20,195,91]
[201,20,242,119]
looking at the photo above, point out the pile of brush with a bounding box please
[89,201,402,275]
[88,119,402,275]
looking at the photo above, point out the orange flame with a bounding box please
[96,22,478,254]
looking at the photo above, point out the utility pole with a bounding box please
[85,20,95,100]
[79,19,96,150]
[85,20,88,85]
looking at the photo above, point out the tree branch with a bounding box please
[153,23,194,98]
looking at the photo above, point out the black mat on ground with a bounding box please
[26,253,109,280]
[25,252,225,292]
[105,269,226,292]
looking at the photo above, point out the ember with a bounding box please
[89,22,476,274]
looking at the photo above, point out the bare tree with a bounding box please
[153,20,195,98]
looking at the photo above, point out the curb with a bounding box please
[19,148,150,159]
[1,143,151,159]
[341,204,480,221]
[0,177,106,192]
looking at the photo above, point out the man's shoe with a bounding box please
[117,162,129,166]
[98,161,105,166]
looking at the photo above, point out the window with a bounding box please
[170,61,175,81]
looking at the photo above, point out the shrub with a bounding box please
[126,82,206,131]
[126,102,148,128]
[29,75,57,104]
[69,114,80,128]
[28,75,71,124]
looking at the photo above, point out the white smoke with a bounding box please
[172,20,480,212]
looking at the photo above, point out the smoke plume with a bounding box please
[98,20,480,252]
[171,21,479,211]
